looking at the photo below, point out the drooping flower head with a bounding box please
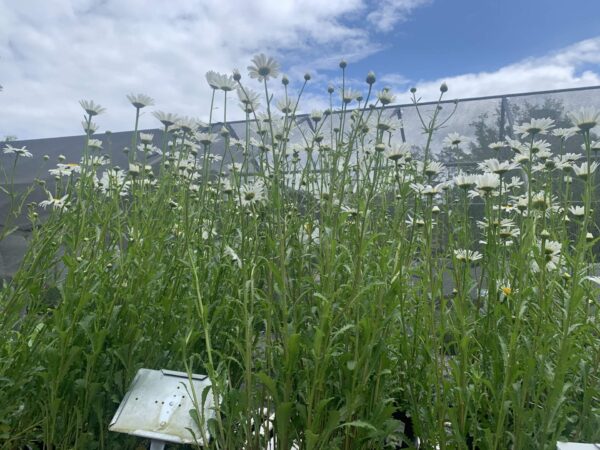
[247,54,280,82]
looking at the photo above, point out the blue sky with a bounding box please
[358,0,600,81]
[1,0,599,139]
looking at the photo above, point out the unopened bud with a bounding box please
[366,71,376,85]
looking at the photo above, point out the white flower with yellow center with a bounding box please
[239,180,266,208]
[454,249,483,262]
[247,54,280,81]
[3,144,32,158]
[127,93,154,109]
[568,106,600,131]
[443,132,470,148]
[39,192,69,211]
[573,161,599,180]
[79,99,105,116]
[475,172,500,192]
[514,117,554,137]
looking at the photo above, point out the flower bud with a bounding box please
[281,75,289,86]
[304,73,311,81]
[339,59,347,69]
[366,71,376,85]
[440,82,448,93]
[410,87,417,94]
[327,84,334,94]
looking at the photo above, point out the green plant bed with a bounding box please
[1,56,599,450]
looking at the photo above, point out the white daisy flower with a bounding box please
[478,158,518,175]
[506,138,526,153]
[488,141,506,151]
[341,88,362,104]
[98,169,129,196]
[568,205,586,217]
[454,172,477,189]
[417,160,445,177]
[552,127,578,140]
[377,88,395,105]
[39,192,69,210]
[126,93,154,109]
[454,249,483,262]
[568,107,600,131]
[443,132,470,148]
[87,139,103,150]
[79,99,105,116]
[49,163,81,177]
[310,110,324,122]
[224,246,242,268]
[139,132,154,144]
[276,97,296,114]
[237,87,261,112]
[239,180,266,207]
[573,161,599,179]
[197,133,220,146]
[475,172,500,192]
[504,176,523,189]
[206,71,236,91]
[152,111,179,128]
[82,120,98,135]
[3,144,32,158]
[514,117,554,137]
[247,54,280,81]
[386,142,412,163]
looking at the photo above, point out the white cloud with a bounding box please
[0,0,426,139]
[392,37,600,104]
[1,1,598,141]
[367,0,432,32]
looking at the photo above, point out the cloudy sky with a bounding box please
[1,0,600,140]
